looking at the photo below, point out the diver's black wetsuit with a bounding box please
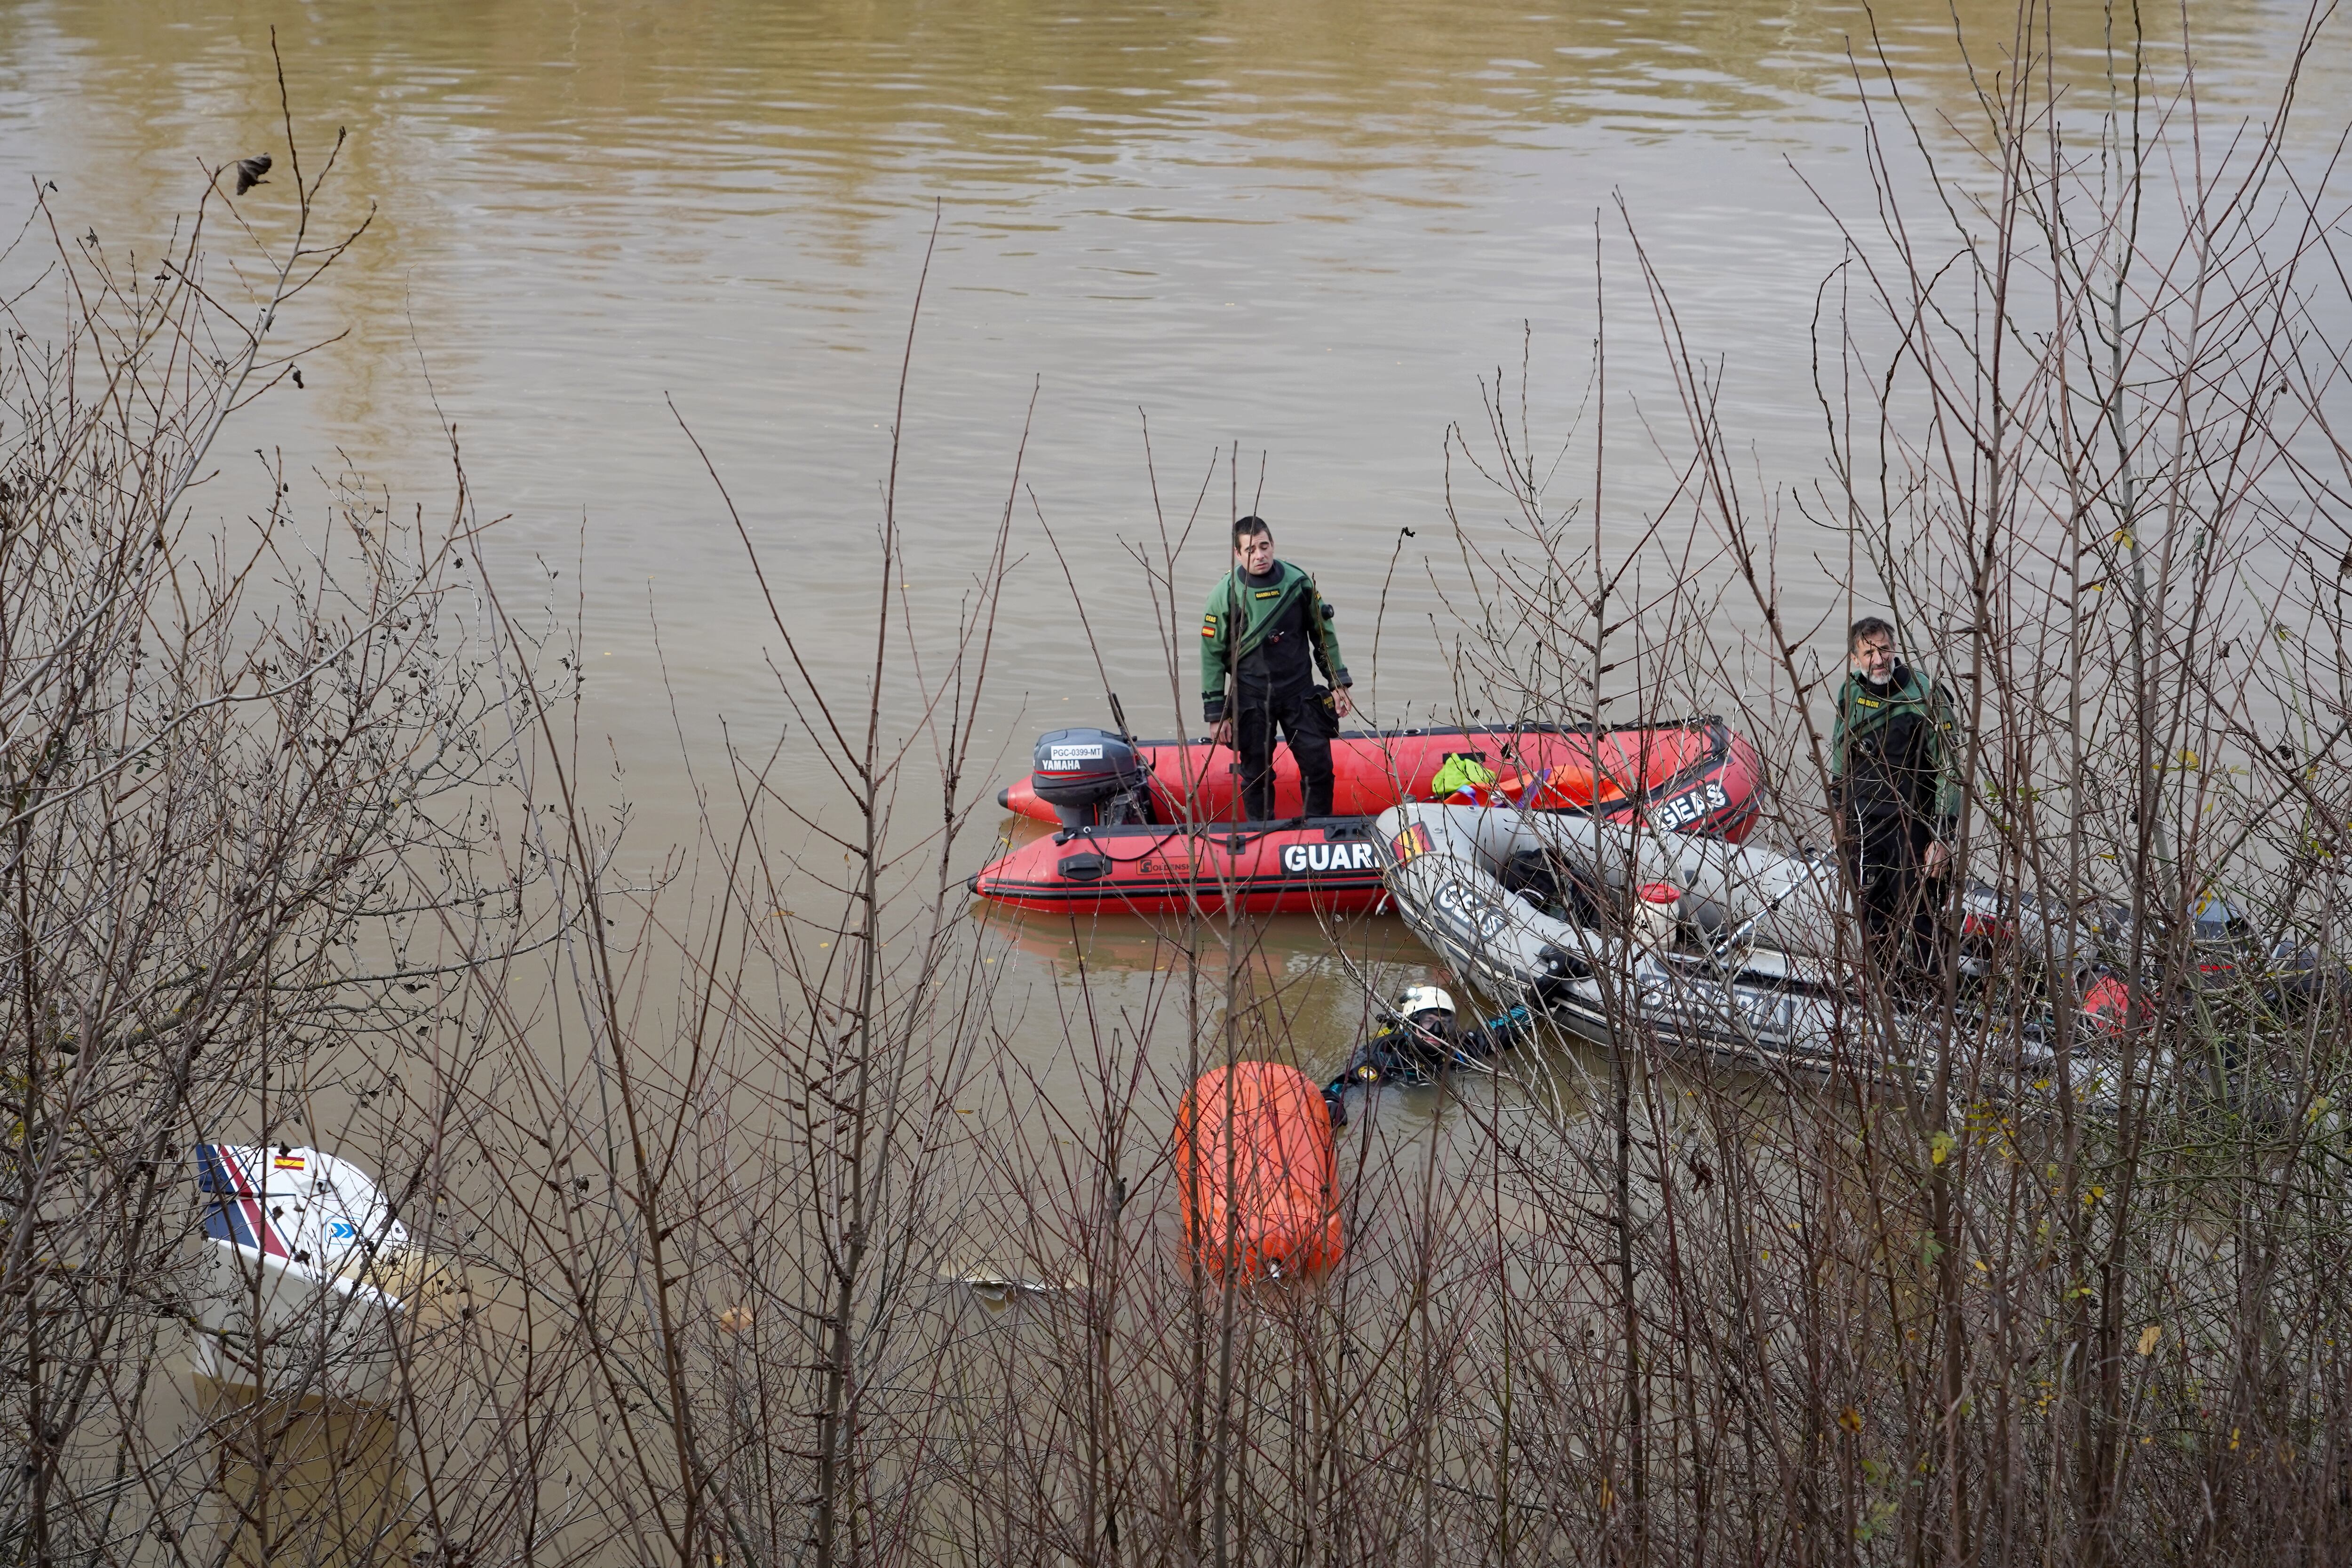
[1322,1005,1534,1126]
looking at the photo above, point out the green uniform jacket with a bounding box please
[1829,662,1965,827]
[1199,561,1350,723]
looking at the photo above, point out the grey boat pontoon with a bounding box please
[1371,802,2124,1102]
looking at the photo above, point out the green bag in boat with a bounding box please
[1430,755,1498,798]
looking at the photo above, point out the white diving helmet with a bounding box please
[1397,984,1456,1023]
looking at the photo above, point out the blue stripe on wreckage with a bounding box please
[195,1143,253,1246]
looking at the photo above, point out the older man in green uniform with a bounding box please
[1831,616,1962,973]
[1201,516,1351,820]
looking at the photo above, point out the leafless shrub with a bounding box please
[0,52,537,1567]
[17,8,2352,1568]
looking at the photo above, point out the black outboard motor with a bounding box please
[1031,727,1156,832]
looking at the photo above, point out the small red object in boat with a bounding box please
[1633,881,1683,946]
[2080,973,2138,1034]
[1175,1062,1342,1279]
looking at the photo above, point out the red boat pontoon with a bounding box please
[996,720,1759,826]
[970,719,1762,918]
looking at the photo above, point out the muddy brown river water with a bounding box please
[2,0,2339,1081]
[5,0,2330,783]
[2,0,2339,1118]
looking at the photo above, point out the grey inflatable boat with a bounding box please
[1371,802,2113,1096]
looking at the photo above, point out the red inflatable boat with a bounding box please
[1176,1062,1342,1279]
[970,719,1761,917]
[998,720,1756,826]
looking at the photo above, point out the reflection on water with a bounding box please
[199,1383,413,1568]
[977,888,1614,1146]
[183,1246,522,1568]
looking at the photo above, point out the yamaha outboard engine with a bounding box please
[1031,727,1157,832]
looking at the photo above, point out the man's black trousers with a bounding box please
[1842,810,1941,975]
[1232,685,1337,820]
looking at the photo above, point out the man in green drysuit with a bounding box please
[1200,516,1351,820]
[1830,615,1963,973]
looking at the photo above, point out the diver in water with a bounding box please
[1323,985,1533,1127]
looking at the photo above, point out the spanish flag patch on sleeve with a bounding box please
[1201,613,1218,638]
